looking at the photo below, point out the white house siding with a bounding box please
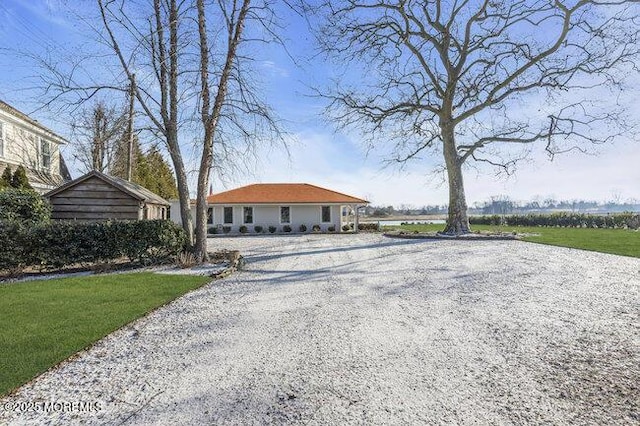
[165,203,346,233]
[169,200,198,226]
[169,202,354,233]
[0,106,65,193]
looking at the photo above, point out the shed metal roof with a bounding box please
[45,170,169,206]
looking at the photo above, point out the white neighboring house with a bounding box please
[0,100,70,193]
[170,183,369,233]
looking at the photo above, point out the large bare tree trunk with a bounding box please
[442,126,470,235]
[194,127,213,261]
[167,131,193,244]
[193,0,251,262]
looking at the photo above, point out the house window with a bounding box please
[223,207,233,224]
[243,206,253,224]
[321,206,331,223]
[280,206,290,224]
[0,121,4,157]
[207,207,213,224]
[40,138,51,170]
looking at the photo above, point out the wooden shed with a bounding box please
[45,170,169,221]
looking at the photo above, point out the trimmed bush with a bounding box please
[0,166,12,188]
[299,224,307,232]
[283,225,292,233]
[328,225,336,232]
[11,166,32,190]
[268,226,277,233]
[208,226,218,234]
[223,226,231,234]
[342,224,352,232]
[254,225,263,233]
[0,220,186,274]
[0,221,29,273]
[239,225,248,234]
[0,189,50,225]
[312,224,321,232]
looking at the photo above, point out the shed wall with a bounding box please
[49,176,141,221]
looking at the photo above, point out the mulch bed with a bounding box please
[384,231,521,241]
[1,251,243,283]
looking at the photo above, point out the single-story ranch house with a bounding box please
[170,183,368,233]
[46,170,170,221]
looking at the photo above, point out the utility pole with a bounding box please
[126,74,136,181]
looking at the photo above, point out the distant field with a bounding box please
[383,223,640,258]
[0,273,211,397]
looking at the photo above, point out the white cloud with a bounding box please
[210,130,640,206]
[261,60,290,78]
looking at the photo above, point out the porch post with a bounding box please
[354,204,360,233]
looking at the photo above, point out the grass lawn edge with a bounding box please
[1,273,214,398]
[382,224,639,259]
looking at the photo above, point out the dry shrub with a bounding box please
[176,251,197,269]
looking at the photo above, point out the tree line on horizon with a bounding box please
[367,197,640,217]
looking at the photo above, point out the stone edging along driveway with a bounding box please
[383,231,520,240]
[1,234,638,425]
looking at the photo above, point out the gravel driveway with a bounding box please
[1,234,638,425]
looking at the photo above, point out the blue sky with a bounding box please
[1,0,639,207]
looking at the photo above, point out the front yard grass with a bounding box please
[385,223,640,258]
[0,272,211,397]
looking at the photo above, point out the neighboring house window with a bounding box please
[207,207,213,224]
[280,206,290,224]
[243,207,253,224]
[321,206,331,223]
[0,121,4,157]
[40,138,51,170]
[223,207,233,224]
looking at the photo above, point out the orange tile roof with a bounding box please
[207,183,368,204]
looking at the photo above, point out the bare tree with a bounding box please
[314,0,640,234]
[94,0,283,259]
[97,0,195,244]
[193,0,251,261]
[70,101,126,173]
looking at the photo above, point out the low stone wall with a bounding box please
[383,231,520,241]
[210,250,245,279]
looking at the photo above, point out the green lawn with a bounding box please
[384,223,640,258]
[0,272,211,397]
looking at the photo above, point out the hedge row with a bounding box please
[470,212,640,229]
[357,223,380,231]
[0,220,186,273]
